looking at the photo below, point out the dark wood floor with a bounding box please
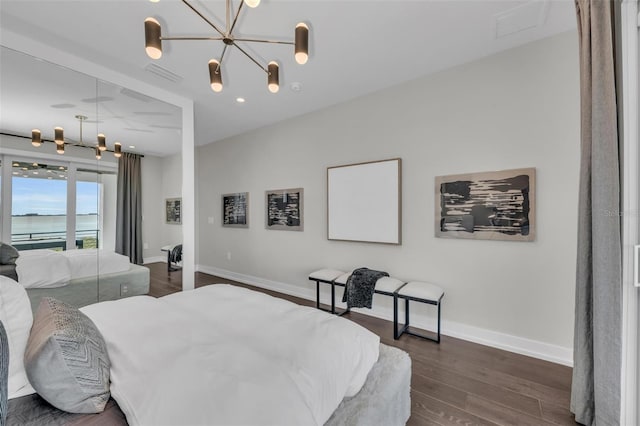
[146,263,578,426]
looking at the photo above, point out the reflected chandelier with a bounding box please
[30,115,122,159]
[144,0,309,93]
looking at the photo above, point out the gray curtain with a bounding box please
[115,153,143,264]
[571,1,622,425]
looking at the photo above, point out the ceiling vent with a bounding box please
[495,1,549,39]
[123,128,154,133]
[144,63,183,83]
[120,88,153,103]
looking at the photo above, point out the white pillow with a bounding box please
[0,275,35,398]
[15,249,71,288]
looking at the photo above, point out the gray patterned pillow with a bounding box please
[0,243,19,265]
[24,298,111,414]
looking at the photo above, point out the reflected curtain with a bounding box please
[571,1,622,425]
[115,153,143,264]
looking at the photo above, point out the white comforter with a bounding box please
[62,249,131,279]
[81,284,380,426]
[15,249,131,288]
[15,249,71,288]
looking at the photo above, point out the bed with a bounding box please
[4,247,150,311]
[1,279,411,426]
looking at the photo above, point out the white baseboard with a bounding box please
[144,256,166,264]
[196,264,573,367]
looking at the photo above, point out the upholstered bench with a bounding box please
[308,269,346,314]
[393,281,444,343]
[335,273,405,316]
[311,270,406,317]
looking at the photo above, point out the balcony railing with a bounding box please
[12,230,100,251]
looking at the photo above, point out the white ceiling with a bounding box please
[0,0,576,157]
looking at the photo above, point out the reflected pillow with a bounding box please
[0,265,18,283]
[0,276,34,399]
[24,298,111,413]
[0,243,19,265]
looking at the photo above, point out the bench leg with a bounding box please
[394,297,441,344]
[334,283,350,316]
[405,298,410,328]
[393,294,399,339]
[311,280,333,313]
[331,282,336,314]
[437,301,441,343]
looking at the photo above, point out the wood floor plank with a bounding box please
[411,391,500,426]
[144,264,578,426]
[411,372,469,409]
[540,400,578,426]
[465,395,555,426]
[410,358,542,418]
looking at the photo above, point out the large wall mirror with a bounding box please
[0,46,183,311]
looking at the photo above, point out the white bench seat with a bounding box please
[394,281,444,343]
[375,277,405,295]
[309,269,405,318]
[309,269,346,282]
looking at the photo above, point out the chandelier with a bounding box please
[144,0,310,93]
[30,115,122,159]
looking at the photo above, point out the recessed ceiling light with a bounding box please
[12,163,19,167]
[12,172,18,175]
[59,166,64,170]
[59,174,65,178]
[33,171,39,175]
[236,97,245,103]
[149,0,160,2]
[129,145,136,149]
[22,167,27,171]
[32,162,38,166]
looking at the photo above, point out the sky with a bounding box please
[11,178,99,215]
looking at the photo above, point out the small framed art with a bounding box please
[166,198,182,225]
[222,192,249,228]
[265,188,303,231]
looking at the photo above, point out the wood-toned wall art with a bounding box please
[327,158,402,244]
[435,167,536,241]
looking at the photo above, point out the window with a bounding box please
[11,161,68,250]
[76,169,117,251]
[0,156,117,251]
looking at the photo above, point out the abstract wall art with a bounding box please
[265,188,304,231]
[222,192,249,228]
[435,168,535,241]
[165,198,182,225]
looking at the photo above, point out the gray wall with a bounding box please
[141,154,182,262]
[195,31,580,359]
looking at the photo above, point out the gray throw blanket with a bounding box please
[342,267,389,309]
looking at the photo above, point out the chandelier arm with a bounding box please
[181,0,226,37]
[219,44,229,69]
[229,1,244,35]
[161,36,225,41]
[233,38,294,45]
[232,43,269,73]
